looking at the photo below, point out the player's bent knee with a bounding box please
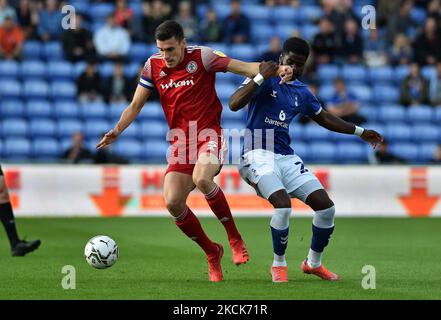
[312,205,335,229]
[192,176,213,194]
[268,190,291,209]
[164,198,187,217]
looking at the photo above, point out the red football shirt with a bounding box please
[139,46,231,143]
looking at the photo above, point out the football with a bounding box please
[84,235,119,269]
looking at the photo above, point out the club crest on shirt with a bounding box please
[186,61,198,73]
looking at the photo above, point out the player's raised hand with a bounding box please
[259,61,280,79]
[96,128,120,149]
[360,129,384,149]
[278,65,294,84]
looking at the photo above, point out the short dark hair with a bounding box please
[155,20,184,42]
[283,37,310,58]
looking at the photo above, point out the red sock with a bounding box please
[205,184,241,242]
[175,207,218,256]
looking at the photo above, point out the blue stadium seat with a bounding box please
[0,139,2,157]
[0,61,19,78]
[272,6,298,23]
[342,65,367,83]
[291,142,308,160]
[384,123,412,142]
[358,105,378,122]
[0,80,22,99]
[25,100,53,118]
[372,85,400,103]
[251,23,274,43]
[32,138,61,159]
[304,124,331,141]
[317,64,340,82]
[363,122,385,137]
[394,65,410,83]
[20,61,46,80]
[57,119,83,137]
[407,106,433,123]
[369,66,394,83]
[222,107,245,122]
[419,143,437,162]
[80,102,107,119]
[129,43,151,62]
[140,121,168,139]
[196,3,208,19]
[421,66,436,81]
[390,142,419,162]
[54,101,80,119]
[24,80,50,100]
[213,4,231,19]
[310,142,336,163]
[30,119,57,137]
[229,44,256,62]
[51,81,77,100]
[216,83,237,101]
[91,3,115,20]
[274,23,300,40]
[347,85,372,103]
[242,5,272,23]
[301,24,320,41]
[114,139,142,159]
[120,122,140,138]
[109,102,128,120]
[143,140,169,161]
[289,124,305,142]
[74,61,87,78]
[216,72,237,85]
[48,61,74,80]
[84,120,111,138]
[99,62,114,77]
[22,41,43,60]
[43,42,64,61]
[124,62,142,77]
[297,5,323,23]
[435,107,441,123]
[378,105,406,123]
[138,102,165,121]
[2,118,28,137]
[410,7,427,24]
[318,84,335,101]
[412,125,440,143]
[1,100,25,117]
[4,138,31,159]
[337,142,367,163]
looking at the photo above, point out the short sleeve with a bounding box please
[200,46,232,73]
[139,58,155,89]
[300,89,322,116]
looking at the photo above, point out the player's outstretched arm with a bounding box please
[227,59,293,84]
[229,61,279,111]
[311,109,384,149]
[96,85,151,149]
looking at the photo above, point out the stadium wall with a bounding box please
[2,165,441,218]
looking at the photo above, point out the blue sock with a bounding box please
[271,226,289,256]
[310,224,334,253]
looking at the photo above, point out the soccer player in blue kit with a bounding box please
[229,37,383,282]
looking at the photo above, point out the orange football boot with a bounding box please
[207,243,224,282]
[301,259,340,281]
[271,266,288,283]
[229,238,249,265]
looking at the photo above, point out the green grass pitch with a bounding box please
[0,217,440,300]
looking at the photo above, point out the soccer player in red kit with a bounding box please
[97,20,293,282]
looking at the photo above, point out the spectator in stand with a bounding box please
[412,17,441,66]
[312,17,338,64]
[370,139,407,164]
[0,0,16,25]
[102,62,131,104]
[388,33,413,66]
[429,62,441,106]
[37,0,63,42]
[327,77,366,125]
[115,0,133,30]
[200,7,222,43]
[427,0,441,33]
[260,36,281,63]
[222,0,250,44]
[399,63,430,106]
[175,1,198,42]
[94,133,129,164]
[385,0,416,46]
[0,15,24,60]
[94,15,131,62]
[139,0,171,42]
[62,132,94,164]
[339,18,363,64]
[323,0,358,43]
[15,0,38,39]
[61,13,96,62]
[432,144,441,164]
[377,0,401,28]
[77,59,103,104]
[364,28,387,67]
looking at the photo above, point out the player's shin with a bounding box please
[308,206,335,268]
[204,184,241,241]
[0,202,20,248]
[174,207,218,256]
[270,208,291,267]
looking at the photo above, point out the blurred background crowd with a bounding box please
[0,0,440,165]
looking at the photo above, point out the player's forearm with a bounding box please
[114,103,143,134]
[313,110,356,134]
[229,81,259,111]
[227,60,260,78]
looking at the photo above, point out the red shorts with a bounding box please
[165,135,227,176]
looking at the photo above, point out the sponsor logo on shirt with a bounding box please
[264,117,288,129]
[160,78,195,90]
